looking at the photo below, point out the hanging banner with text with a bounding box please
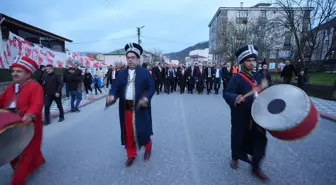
[0,32,105,69]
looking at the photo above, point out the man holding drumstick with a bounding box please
[223,45,269,181]
[106,43,155,167]
[0,56,45,185]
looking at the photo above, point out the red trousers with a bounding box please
[10,120,45,185]
[125,110,152,158]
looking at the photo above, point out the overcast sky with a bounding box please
[1,0,262,53]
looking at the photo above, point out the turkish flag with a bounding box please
[57,61,63,68]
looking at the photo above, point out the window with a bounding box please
[221,10,228,17]
[284,31,292,45]
[2,22,66,52]
[17,29,39,44]
[49,39,65,52]
[260,10,266,18]
[237,10,248,24]
[1,24,9,40]
[40,36,50,48]
[238,10,248,18]
[39,35,65,52]
[325,39,329,46]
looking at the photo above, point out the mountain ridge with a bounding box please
[164,41,209,62]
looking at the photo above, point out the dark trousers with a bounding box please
[231,122,267,170]
[165,78,174,93]
[297,75,305,89]
[206,77,213,93]
[155,79,163,94]
[283,77,292,84]
[173,77,178,91]
[214,78,221,93]
[187,78,195,93]
[159,80,164,92]
[94,84,102,94]
[197,79,205,93]
[65,83,70,97]
[44,95,64,123]
[70,90,82,110]
[106,78,115,88]
[84,83,92,94]
[222,79,228,92]
[179,78,186,93]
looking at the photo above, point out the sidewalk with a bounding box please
[48,91,109,119]
[2,80,335,122]
[311,97,336,121]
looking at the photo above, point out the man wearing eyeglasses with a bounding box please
[106,43,155,167]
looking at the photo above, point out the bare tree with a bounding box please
[249,18,284,59]
[275,0,336,64]
[220,17,281,64]
[221,21,250,62]
[150,48,163,63]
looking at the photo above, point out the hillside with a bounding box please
[164,41,209,62]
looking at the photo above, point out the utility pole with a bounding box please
[136,26,145,45]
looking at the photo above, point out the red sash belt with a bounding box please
[125,100,134,110]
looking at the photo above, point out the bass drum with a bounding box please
[251,84,319,141]
[0,109,35,166]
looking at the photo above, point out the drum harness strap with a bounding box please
[5,80,33,170]
[238,73,264,132]
[238,73,261,94]
[7,79,32,115]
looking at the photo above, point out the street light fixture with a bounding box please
[137,26,145,45]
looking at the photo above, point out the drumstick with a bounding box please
[243,79,268,99]
[105,99,116,110]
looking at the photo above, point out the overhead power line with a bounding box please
[103,0,129,21]
[141,35,195,45]
[69,36,137,44]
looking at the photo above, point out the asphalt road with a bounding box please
[1,92,336,185]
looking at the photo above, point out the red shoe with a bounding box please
[144,148,151,161]
[252,168,269,181]
[11,178,26,185]
[230,160,238,169]
[125,157,136,167]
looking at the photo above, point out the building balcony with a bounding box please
[236,17,248,24]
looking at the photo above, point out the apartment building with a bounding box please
[311,17,336,61]
[208,3,311,63]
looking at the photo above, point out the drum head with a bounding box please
[0,123,35,166]
[252,84,311,131]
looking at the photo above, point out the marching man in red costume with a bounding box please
[0,56,45,185]
[106,43,155,167]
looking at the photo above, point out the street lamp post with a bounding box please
[137,26,145,45]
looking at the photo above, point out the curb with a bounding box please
[320,112,336,122]
[49,94,108,119]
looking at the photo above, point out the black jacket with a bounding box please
[63,69,69,83]
[84,73,93,84]
[67,73,83,91]
[281,64,297,79]
[33,70,47,85]
[43,72,64,95]
[257,69,273,86]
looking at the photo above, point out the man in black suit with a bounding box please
[222,62,233,91]
[205,63,215,94]
[177,64,187,94]
[186,63,197,94]
[152,62,164,95]
[196,63,205,94]
[165,64,175,94]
